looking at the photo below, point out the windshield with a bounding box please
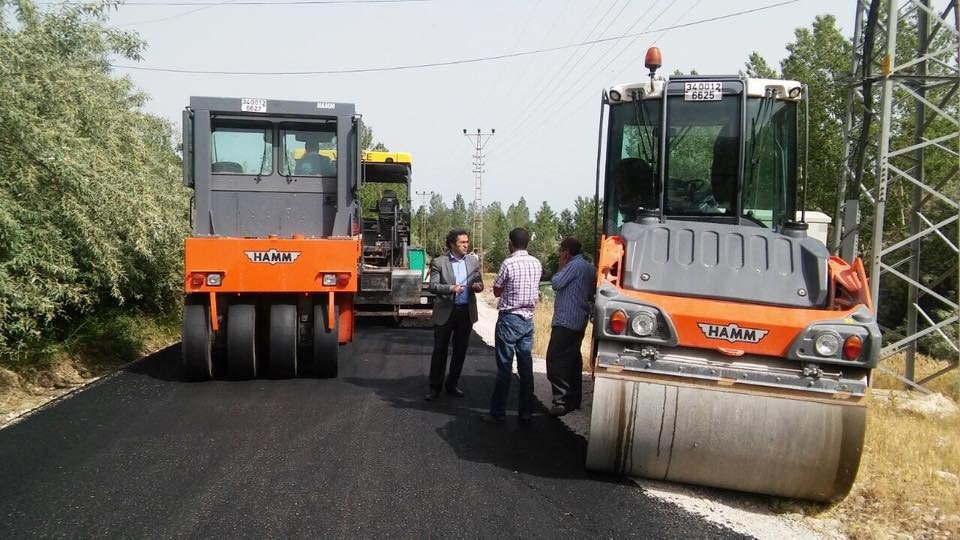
[210,123,272,175]
[743,98,797,228]
[663,95,740,218]
[603,100,661,234]
[281,124,338,176]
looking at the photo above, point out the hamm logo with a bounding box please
[244,250,302,265]
[697,323,769,344]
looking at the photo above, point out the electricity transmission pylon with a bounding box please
[835,0,959,387]
[463,128,495,269]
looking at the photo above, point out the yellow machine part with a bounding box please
[586,373,867,501]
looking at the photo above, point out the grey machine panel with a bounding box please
[185,96,359,238]
[619,220,829,308]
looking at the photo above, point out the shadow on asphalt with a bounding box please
[343,327,629,486]
[126,344,182,381]
[127,321,626,485]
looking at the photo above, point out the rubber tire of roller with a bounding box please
[182,301,213,380]
[269,303,298,378]
[227,303,258,379]
[313,302,339,379]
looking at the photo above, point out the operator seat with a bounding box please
[710,136,738,212]
[616,158,656,222]
[377,190,400,245]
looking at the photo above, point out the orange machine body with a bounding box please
[184,236,360,343]
[595,234,873,359]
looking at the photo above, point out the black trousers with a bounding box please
[546,325,586,409]
[429,305,472,391]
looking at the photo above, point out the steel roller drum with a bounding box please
[586,375,867,501]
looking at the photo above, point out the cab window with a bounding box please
[210,123,272,175]
[281,125,337,176]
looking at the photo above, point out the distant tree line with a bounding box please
[410,194,600,277]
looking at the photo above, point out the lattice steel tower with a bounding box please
[463,128,495,268]
[835,0,959,387]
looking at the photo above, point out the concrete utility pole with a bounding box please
[415,190,434,250]
[463,128,494,270]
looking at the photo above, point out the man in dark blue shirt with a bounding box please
[546,237,596,416]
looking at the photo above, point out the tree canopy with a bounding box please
[0,0,188,356]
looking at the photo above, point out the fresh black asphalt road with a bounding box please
[0,323,748,538]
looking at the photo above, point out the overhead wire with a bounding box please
[109,0,426,26]
[489,0,663,152]
[489,0,678,164]
[486,0,629,140]
[108,0,802,73]
[427,1,549,201]
[492,0,746,165]
[44,0,427,5]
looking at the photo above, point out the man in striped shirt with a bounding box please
[546,237,596,416]
[483,228,542,424]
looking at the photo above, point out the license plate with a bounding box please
[684,82,722,101]
[241,97,267,113]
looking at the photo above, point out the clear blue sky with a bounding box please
[107,0,855,213]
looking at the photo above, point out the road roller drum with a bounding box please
[586,375,866,501]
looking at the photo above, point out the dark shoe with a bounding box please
[519,414,533,423]
[481,414,505,424]
[424,390,441,401]
[445,387,465,397]
[549,405,568,417]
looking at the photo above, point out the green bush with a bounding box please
[0,0,189,361]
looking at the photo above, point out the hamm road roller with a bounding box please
[180,97,362,380]
[586,49,881,501]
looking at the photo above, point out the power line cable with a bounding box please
[494,0,750,164]
[486,0,628,138]
[109,0,800,74]
[491,0,663,146]
[111,0,425,26]
[46,0,427,4]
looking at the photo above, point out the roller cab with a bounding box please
[180,97,363,380]
[587,53,881,501]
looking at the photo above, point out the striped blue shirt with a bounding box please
[551,254,596,331]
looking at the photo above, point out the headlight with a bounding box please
[322,273,337,286]
[631,311,657,337]
[814,332,841,357]
[205,273,222,286]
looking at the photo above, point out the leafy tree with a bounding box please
[359,123,388,151]
[571,196,600,261]
[0,0,188,357]
[449,194,469,232]
[529,201,559,273]
[482,202,509,270]
[424,193,448,256]
[558,209,575,237]
[506,197,531,229]
[742,52,778,78]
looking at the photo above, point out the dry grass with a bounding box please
[825,397,960,539]
[819,354,960,539]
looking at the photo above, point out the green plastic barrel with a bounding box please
[408,248,427,281]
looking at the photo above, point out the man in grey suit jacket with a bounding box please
[425,229,484,401]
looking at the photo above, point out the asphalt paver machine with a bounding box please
[586,50,881,501]
[180,97,361,380]
[354,151,432,319]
